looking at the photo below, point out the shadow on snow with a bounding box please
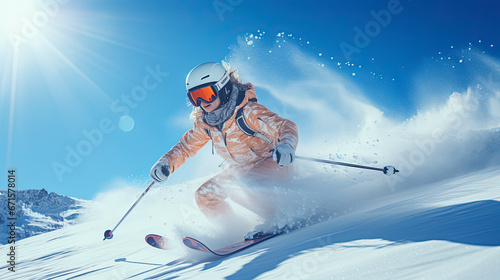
[223,199,500,279]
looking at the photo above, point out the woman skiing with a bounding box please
[150,62,298,239]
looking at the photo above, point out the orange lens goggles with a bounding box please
[187,85,218,107]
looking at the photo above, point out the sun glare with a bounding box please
[2,0,84,165]
[1,0,157,157]
[1,0,39,36]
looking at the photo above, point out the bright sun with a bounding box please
[1,0,99,162]
[1,0,72,52]
[1,0,39,35]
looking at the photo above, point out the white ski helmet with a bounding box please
[186,62,232,105]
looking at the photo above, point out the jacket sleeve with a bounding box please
[160,120,211,173]
[243,103,299,150]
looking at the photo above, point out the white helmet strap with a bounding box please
[214,71,230,91]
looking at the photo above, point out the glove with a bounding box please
[150,159,170,182]
[272,144,295,166]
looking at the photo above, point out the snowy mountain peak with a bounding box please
[0,189,88,244]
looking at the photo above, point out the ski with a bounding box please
[145,234,169,250]
[182,234,278,256]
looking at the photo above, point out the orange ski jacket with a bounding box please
[160,83,298,173]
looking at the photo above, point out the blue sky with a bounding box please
[1,0,499,199]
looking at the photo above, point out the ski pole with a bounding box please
[103,180,155,241]
[256,133,399,175]
[295,156,399,175]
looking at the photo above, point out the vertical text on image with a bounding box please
[6,169,17,273]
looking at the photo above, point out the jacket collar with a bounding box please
[197,83,256,132]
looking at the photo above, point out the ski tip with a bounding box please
[182,234,278,256]
[145,234,169,250]
[182,237,213,254]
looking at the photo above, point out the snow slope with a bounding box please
[1,166,499,279]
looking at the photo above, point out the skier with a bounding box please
[150,62,298,239]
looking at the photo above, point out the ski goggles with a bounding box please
[187,84,219,107]
[187,71,230,107]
